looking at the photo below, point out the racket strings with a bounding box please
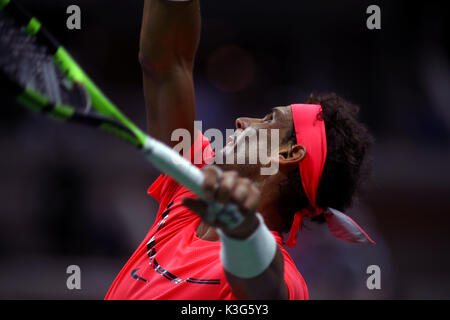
[0,11,50,91]
[0,10,87,110]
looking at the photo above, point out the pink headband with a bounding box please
[285,104,375,247]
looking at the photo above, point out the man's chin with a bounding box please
[211,158,261,180]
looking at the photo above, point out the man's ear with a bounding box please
[278,145,306,171]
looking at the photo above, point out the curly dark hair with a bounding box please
[278,93,374,232]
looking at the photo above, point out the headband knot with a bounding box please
[284,104,375,247]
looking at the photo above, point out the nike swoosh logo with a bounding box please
[131,268,149,283]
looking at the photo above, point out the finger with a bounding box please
[241,184,260,213]
[202,166,222,200]
[230,178,251,205]
[216,171,238,204]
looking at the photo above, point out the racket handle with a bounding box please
[142,136,245,229]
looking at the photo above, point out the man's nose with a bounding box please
[235,117,258,130]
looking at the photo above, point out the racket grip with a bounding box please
[142,136,245,229]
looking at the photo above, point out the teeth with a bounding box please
[227,130,242,145]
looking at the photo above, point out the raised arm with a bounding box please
[139,0,200,147]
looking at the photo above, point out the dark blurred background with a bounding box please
[0,0,449,299]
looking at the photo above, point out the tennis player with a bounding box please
[105,0,374,300]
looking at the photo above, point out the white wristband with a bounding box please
[218,213,277,279]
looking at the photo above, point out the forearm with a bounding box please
[139,0,201,76]
[224,247,288,300]
[219,215,289,300]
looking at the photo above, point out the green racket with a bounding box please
[0,0,244,229]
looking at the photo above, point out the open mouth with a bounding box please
[226,135,235,145]
[226,129,243,146]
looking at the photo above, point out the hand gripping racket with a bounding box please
[0,0,244,229]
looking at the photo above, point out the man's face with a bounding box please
[214,105,294,178]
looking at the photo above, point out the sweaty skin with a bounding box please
[187,106,306,238]
[140,0,306,300]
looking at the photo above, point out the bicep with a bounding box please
[141,63,196,147]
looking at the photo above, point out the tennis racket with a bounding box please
[0,0,244,229]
